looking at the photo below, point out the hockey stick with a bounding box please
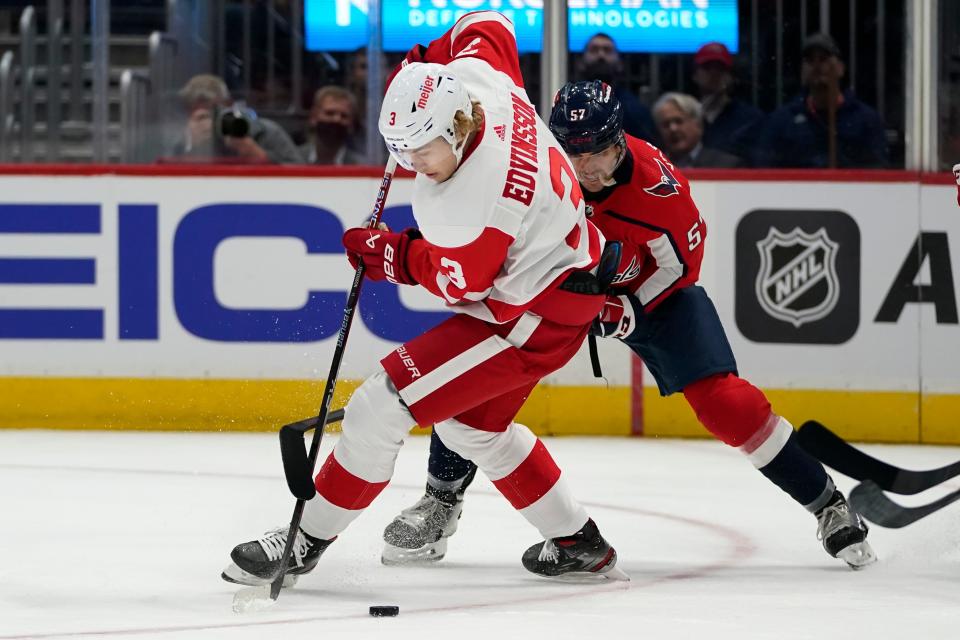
[278,409,345,498]
[267,156,399,602]
[849,480,960,528]
[797,420,960,495]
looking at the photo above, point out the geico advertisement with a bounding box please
[1,175,957,395]
[0,176,432,379]
[0,175,627,385]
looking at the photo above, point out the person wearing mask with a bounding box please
[753,34,888,168]
[299,86,367,165]
[691,42,764,163]
[576,33,657,145]
[169,74,301,164]
[653,92,743,168]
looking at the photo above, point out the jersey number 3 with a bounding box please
[548,148,583,210]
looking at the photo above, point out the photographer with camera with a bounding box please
[170,74,301,164]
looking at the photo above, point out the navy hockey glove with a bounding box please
[591,293,642,340]
[342,227,422,285]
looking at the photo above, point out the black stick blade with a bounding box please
[797,420,960,495]
[850,481,960,528]
[279,409,346,500]
[797,420,899,488]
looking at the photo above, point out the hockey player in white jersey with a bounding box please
[222,11,627,585]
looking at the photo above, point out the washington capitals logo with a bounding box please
[643,158,681,198]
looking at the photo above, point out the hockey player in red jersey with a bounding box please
[382,81,877,570]
[222,13,628,586]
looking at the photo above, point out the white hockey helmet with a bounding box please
[379,62,473,170]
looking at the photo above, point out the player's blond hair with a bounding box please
[453,100,484,145]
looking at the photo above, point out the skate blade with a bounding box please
[221,563,298,588]
[838,541,877,570]
[381,539,447,566]
[534,564,631,583]
[599,564,631,581]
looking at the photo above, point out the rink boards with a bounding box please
[0,167,956,443]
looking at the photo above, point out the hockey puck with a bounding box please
[369,605,399,617]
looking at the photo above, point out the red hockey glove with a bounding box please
[590,293,642,340]
[953,163,959,207]
[342,227,422,285]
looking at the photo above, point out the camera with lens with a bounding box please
[215,103,258,140]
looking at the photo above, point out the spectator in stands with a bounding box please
[753,34,888,168]
[343,47,389,159]
[169,74,301,164]
[653,92,743,168]
[692,42,764,163]
[299,86,366,165]
[576,33,658,144]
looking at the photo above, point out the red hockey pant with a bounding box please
[302,312,590,541]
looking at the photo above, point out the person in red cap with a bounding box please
[692,41,764,164]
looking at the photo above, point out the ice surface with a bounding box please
[1,429,959,639]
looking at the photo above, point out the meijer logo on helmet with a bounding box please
[417,76,436,109]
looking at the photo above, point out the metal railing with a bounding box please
[229,0,304,112]
[47,0,64,161]
[148,31,177,113]
[19,6,36,162]
[68,0,85,122]
[120,68,149,163]
[90,0,110,163]
[0,51,14,162]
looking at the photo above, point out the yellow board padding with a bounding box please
[2,377,956,443]
[640,386,960,444]
[519,384,631,436]
[920,393,960,445]
[0,377,362,431]
[0,377,631,436]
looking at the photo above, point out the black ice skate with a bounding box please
[221,526,333,587]
[382,487,464,565]
[816,491,877,569]
[522,519,629,581]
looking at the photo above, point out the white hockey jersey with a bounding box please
[397,11,603,325]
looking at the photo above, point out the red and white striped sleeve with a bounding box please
[405,229,513,306]
[388,11,523,88]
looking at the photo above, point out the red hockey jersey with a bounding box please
[586,135,705,312]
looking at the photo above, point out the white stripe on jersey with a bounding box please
[400,335,506,405]
[505,312,541,347]
[634,233,683,306]
[397,313,540,406]
[450,11,516,51]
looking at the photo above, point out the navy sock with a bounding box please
[427,428,477,494]
[758,432,835,512]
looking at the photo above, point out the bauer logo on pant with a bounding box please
[755,227,840,328]
[735,209,860,345]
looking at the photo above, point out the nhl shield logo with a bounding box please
[755,227,840,327]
